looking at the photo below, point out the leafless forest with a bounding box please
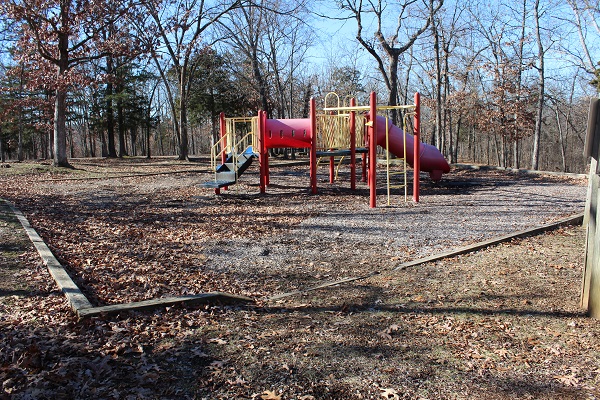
[0,0,599,173]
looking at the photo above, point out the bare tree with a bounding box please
[219,3,270,113]
[218,0,311,119]
[531,0,546,170]
[263,2,313,118]
[339,0,444,125]
[1,0,134,167]
[431,2,464,156]
[138,0,242,160]
[565,0,600,77]
[509,0,529,169]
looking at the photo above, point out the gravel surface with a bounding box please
[0,160,588,302]
[199,166,588,298]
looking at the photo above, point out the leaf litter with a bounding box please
[0,158,598,399]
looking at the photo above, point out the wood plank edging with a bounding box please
[394,213,584,271]
[3,199,254,318]
[266,213,584,302]
[77,292,254,318]
[452,164,588,179]
[3,200,94,312]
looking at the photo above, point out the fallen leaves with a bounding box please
[207,338,228,345]
[378,324,400,340]
[0,160,596,399]
[260,390,282,400]
[554,371,580,387]
[380,387,400,399]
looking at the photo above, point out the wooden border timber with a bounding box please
[5,198,583,312]
[394,213,583,271]
[452,163,588,180]
[3,199,253,318]
[5,200,94,312]
[266,213,583,301]
[77,292,253,318]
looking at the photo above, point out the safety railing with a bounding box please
[321,97,415,204]
[210,117,259,182]
[383,111,413,205]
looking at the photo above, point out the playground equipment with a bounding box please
[203,92,450,207]
[374,115,452,182]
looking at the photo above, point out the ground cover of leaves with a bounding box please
[0,157,598,399]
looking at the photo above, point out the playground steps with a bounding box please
[202,147,257,189]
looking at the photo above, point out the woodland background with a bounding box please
[0,0,599,173]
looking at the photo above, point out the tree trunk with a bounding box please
[105,56,117,157]
[443,40,451,159]
[555,107,567,172]
[17,66,24,162]
[454,116,461,163]
[53,27,71,168]
[513,140,519,169]
[117,91,127,157]
[129,127,136,156]
[388,54,400,125]
[514,0,527,169]
[178,68,189,161]
[531,0,544,170]
[18,114,24,162]
[178,99,189,160]
[251,50,269,114]
[152,58,179,154]
[54,87,70,167]
[146,107,151,159]
[433,22,443,150]
[0,125,4,162]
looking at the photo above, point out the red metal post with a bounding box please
[310,97,318,194]
[369,92,377,208]
[362,136,367,183]
[413,92,421,203]
[258,110,266,194]
[263,111,270,187]
[350,98,356,190]
[329,155,335,184]
[220,112,227,165]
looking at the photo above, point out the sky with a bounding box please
[305,0,600,98]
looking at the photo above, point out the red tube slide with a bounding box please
[264,118,313,149]
[374,116,450,181]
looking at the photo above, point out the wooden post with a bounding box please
[582,98,600,318]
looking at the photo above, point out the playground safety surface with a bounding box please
[1,158,598,399]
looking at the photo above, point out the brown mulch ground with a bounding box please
[0,157,598,399]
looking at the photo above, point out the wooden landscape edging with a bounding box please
[266,213,584,301]
[452,163,588,180]
[76,292,254,318]
[5,198,583,313]
[394,212,584,271]
[3,199,253,318]
[5,201,94,312]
